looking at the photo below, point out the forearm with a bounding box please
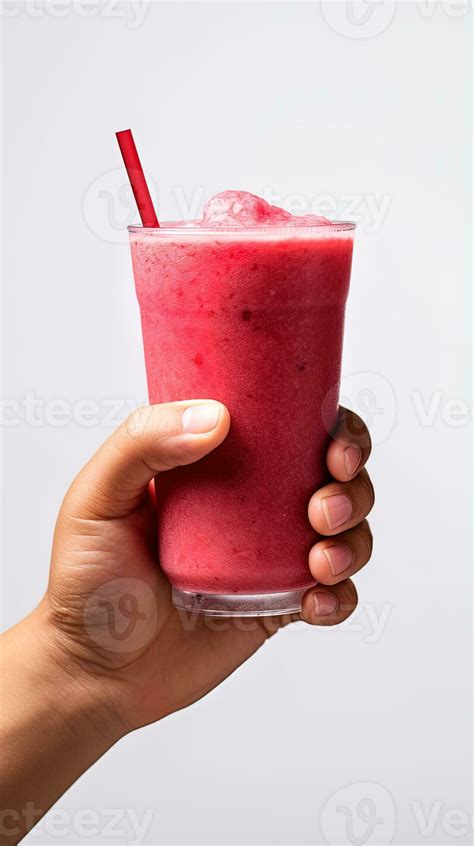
[0,605,121,844]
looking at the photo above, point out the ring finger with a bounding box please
[308,519,373,586]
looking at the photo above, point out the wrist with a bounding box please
[0,603,127,838]
[27,599,129,746]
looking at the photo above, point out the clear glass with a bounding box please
[129,221,356,237]
[129,220,356,617]
[172,587,309,617]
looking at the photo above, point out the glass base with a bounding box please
[171,586,310,617]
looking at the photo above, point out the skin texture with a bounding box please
[0,402,374,844]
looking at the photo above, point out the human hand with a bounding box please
[0,401,374,839]
[44,401,374,730]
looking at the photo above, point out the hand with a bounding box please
[46,401,373,725]
[0,402,374,838]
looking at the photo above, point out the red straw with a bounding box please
[116,129,159,228]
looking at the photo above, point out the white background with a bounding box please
[1,2,472,844]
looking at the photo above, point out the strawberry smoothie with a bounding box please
[129,191,355,615]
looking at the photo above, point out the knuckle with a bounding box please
[358,468,375,511]
[125,405,152,443]
[345,408,367,440]
[338,407,372,453]
[338,579,358,617]
[160,437,194,470]
[122,405,181,474]
[359,519,374,560]
[367,474,375,508]
[365,425,373,455]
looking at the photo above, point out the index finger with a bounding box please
[326,406,372,482]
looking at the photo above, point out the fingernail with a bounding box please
[322,494,353,529]
[324,544,354,576]
[313,591,338,617]
[344,445,362,476]
[182,403,221,434]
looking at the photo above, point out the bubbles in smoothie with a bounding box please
[200,191,329,227]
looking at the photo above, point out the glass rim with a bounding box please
[128,220,356,236]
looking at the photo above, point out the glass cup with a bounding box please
[129,221,355,615]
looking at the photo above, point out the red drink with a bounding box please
[129,192,355,615]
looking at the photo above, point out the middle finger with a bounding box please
[308,467,375,536]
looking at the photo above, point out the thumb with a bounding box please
[63,401,230,520]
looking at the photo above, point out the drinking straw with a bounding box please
[116,129,159,228]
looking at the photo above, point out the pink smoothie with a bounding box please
[129,192,355,602]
